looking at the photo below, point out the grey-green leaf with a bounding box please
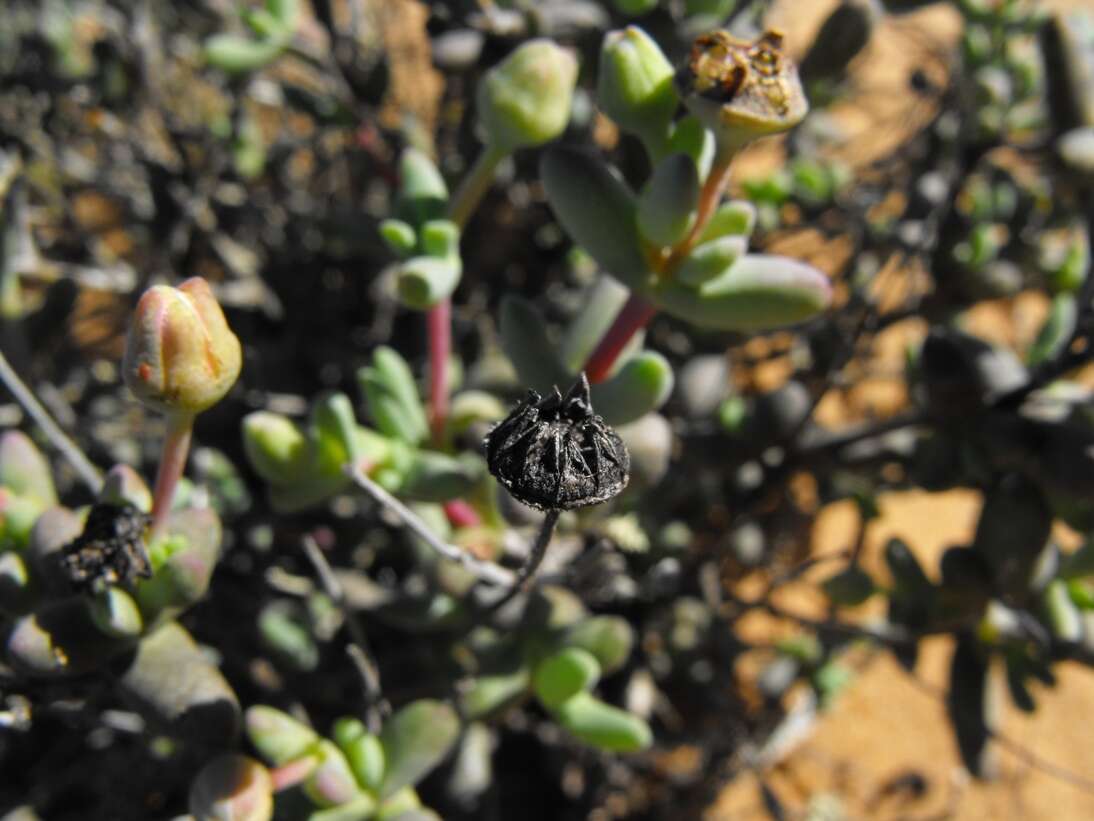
[379,700,460,798]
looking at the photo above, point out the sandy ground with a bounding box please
[710,492,1094,820]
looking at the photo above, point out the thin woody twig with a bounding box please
[0,350,102,493]
[345,463,515,586]
[301,535,386,733]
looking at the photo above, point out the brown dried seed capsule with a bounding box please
[484,374,629,511]
[60,503,152,594]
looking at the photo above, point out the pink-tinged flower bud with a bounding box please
[123,278,242,414]
[189,754,274,821]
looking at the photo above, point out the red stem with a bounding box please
[427,297,451,446]
[583,294,658,384]
[582,147,739,384]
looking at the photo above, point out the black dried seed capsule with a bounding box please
[60,503,153,594]
[484,374,629,511]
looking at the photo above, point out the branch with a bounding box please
[344,463,515,586]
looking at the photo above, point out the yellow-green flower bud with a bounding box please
[123,277,242,415]
[676,29,808,149]
[476,39,578,151]
[597,26,678,155]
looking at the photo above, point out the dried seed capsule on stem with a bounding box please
[482,374,629,613]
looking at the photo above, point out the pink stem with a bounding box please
[427,297,451,446]
[583,294,658,384]
[270,756,318,792]
[149,411,194,542]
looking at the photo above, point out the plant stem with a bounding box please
[582,146,740,383]
[447,143,508,231]
[0,350,102,493]
[149,411,194,542]
[583,294,658,384]
[425,144,509,447]
[661,144,738,274]
[482,509,560,615]
[302,535,386,733]
[345,462,515,586]
[426,296,451,447]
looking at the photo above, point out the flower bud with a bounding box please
[123,277,242,415]
[477,39,578,151]
[598,26,678,154]
[677,29,808,149]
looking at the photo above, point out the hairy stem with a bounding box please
[149,411,194,542]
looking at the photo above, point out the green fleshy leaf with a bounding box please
[0,431,56,508]
[637,153,699,248]
[359,347,430,447]
[498,295,571,393]
[644,254,831,330]
[676,235,747,287]
[134,508,222,623]
[668,116,715,181]
[379,700,460,798]
[118,622,239,746]
[336,723,385,794]
[564,616,634,674]
[258,599,320,672]
[305,740,364,808]
[307,794,378,821]
[540,147,649,283]
[98,464,153,512]
[1042,579,1082,641]
[395,451,478,503]
[698,200,756,243]
[552,692,652,752]
[0,490,43,552]
[419,220,460,259]
[379,220,418,257]
[397,256,462,310]
[560,276,635,374]
[459,664,531,720]
[243,411,311,487]
[246,705,320,766]
[396,149,448,225]
[533,647,601,710]
[204,34,286,74]
[1027,293,1077,366]
[88,586,143,638]
[591,350,674,426]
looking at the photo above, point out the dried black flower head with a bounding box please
[60,503,153,594]
[484,374,629,511]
